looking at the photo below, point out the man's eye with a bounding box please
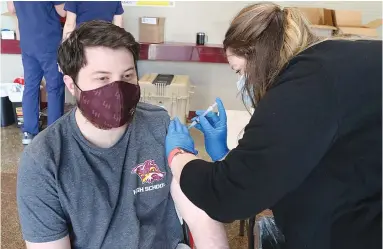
[98,77,108,81]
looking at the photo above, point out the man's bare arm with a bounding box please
[113,14,124,28]
[54,3,66,18]
[7,1,15,14]
[170,178,229,249]
[26,235,71,249]
[62,11,76,41]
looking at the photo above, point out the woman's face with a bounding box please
[226,48,247,77]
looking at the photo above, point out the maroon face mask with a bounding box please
[77,81,141,130]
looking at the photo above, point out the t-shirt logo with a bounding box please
[131,160,166,184]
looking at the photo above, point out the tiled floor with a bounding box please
[1,122,249,249]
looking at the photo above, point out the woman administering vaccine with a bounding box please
[166,2,382,249]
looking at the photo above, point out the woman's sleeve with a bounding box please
[63,1,76,13]
[180,65,339,222]
[115,2,124,15]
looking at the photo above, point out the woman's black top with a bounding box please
[180,40,382,249]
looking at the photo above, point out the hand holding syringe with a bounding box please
[188,102,218,129]
[186,97,229,161]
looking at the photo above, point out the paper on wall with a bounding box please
[141,17,157,25]
[122,1,175,7]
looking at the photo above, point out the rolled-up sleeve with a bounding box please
[64,1,76,13]
[115,2,124,15]
[180,64,339,222]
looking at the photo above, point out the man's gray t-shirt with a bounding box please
[17,103,183,248]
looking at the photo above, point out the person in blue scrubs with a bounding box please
[7,1,67,145]
[62,1,124,40]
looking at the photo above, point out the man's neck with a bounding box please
[75,109,127,148]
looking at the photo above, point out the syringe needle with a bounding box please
[188,102,217,129]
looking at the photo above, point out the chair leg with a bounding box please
[239,220,246,236]
[182,222,193,248]
[248,217,256,249]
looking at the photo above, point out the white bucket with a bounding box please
[6,83,24,103]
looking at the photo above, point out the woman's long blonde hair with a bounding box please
[223,3,321,107]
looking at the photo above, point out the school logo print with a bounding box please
[131,160,166,184]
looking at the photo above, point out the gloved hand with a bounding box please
[193,97,229,161]
[166,117,198,158]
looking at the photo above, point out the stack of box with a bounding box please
[1,12,20,40]
[288,7,382,39]
[290,7,336,38]
[139,73,193,124]
[332,10,382,38]
[138,17,165,43]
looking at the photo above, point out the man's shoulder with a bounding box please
[135,102,171,127]
[23,111,72,161]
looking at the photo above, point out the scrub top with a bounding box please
[13,1,64,53]
[64,1,124,26]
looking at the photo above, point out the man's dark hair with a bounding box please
[58,20,140,81]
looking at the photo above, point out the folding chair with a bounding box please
[238,218,256,249]
[182,222,195,248]
[239,210,276,249]
[176,203,194,249]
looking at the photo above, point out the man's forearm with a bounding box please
[25,235,71,249]
[170,179,229,249]
[7,1,16,14]
[62,23,75,41]
[113,15,123,28]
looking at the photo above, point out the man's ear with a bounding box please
[63,75,76,96]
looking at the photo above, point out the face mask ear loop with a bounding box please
[73,81,83,92]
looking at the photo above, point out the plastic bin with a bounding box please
[253,210,285,249]
[139,74,194,124]
[7,83,24,127]
[6,83,44,128]
[0,84,15,127]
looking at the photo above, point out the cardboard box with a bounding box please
[139,17,165,43]
[290,8,336,38]
[331,9,382,38]
[332,10,362,27]
[310,26,336,38]
[1,12,20,40]
[296,7,334,26]
[336,26,379,38]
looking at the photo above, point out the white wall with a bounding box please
[1,1,382,110]
[125,1,382,110]
[123,1,382,44]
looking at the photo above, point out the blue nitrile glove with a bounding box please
[192,97,229,161]
[166,117,198,158]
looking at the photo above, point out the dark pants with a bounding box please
[21,50,65,135]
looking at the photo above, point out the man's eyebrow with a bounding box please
[125,67,135,72]
[91,67,135,75]
[92,71,110,75]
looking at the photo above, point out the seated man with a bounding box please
[17,20,228,249]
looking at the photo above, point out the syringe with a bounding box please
[188,102,218,129]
